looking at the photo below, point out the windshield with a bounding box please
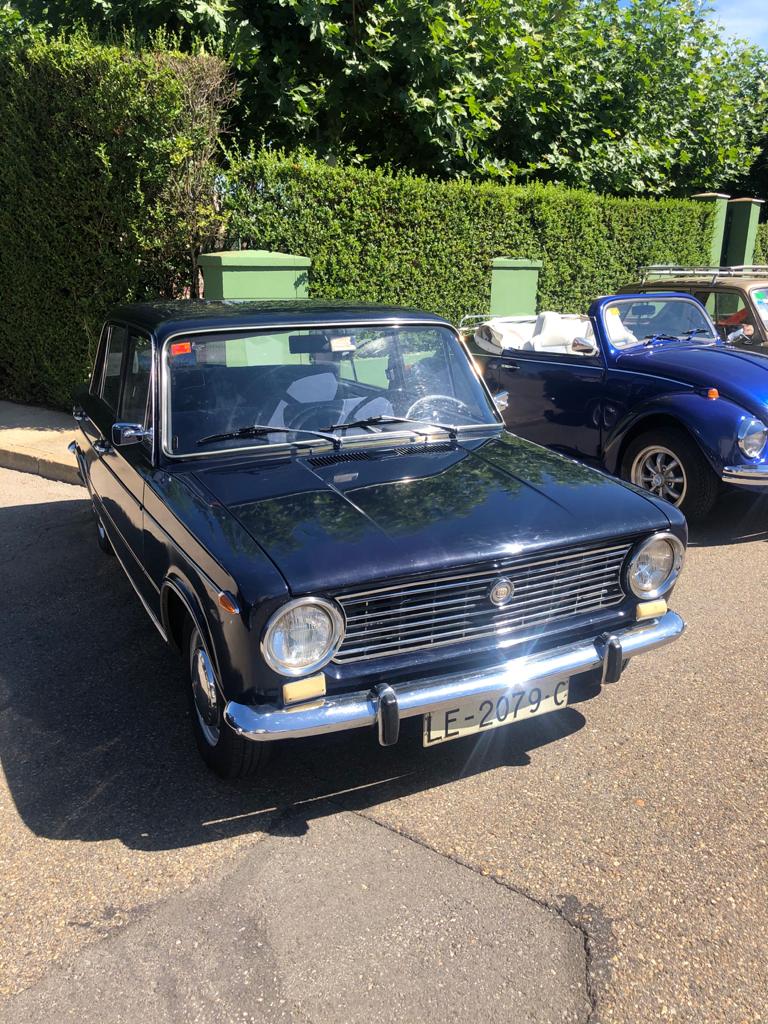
[164,324,498,455]
[603,297,718,349]
[751,287,768,327]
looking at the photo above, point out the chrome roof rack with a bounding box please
[640,264,768,284]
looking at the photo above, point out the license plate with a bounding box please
[422,679,569,747]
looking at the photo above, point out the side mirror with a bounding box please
[572,336,599,355]
[112,422,151,447]
[493,390,509,412]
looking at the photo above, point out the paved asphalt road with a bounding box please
[0,466,765,1023]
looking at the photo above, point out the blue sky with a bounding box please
[710,0,768,47]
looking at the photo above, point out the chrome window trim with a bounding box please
[159,320,502,461]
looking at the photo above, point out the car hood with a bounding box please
[191,434,673,594]
[615,343,768,414]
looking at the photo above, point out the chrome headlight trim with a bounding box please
[261,596,346,677]
[625,532,685,600]
[737,417,768,459]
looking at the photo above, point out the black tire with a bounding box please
[95,514,114,555]
[184,619,268,779]
[621,427,719,521]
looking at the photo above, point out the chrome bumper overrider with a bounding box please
[722,463,768,486]
[225,611,685,745]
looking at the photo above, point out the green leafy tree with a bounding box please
[5,0,768,194]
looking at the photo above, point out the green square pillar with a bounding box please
[490,257,542,316]
[723,198,765,267]
[690,192,730,267]
[198,249,311,300]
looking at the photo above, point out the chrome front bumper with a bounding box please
[225,611,684,745]
[722,463,768,487]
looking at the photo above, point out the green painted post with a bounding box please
[690,192,730,267]
[490,257,543,316]
[723,198,765,267]
[198,249,312,300]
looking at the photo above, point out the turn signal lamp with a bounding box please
[636,599,667,620]
[706,388,719,400]
[283,673,326,706]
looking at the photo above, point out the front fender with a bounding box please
[603,392,754,477]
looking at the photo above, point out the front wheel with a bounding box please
[621,428,719,521]
[185,621,268,779]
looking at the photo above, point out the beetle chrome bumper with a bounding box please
[722,463,768,487]
[224,611,684,745]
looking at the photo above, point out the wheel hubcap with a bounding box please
[191,641,220,745]
[631,446,687,506]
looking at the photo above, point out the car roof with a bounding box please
[107,299,451,342]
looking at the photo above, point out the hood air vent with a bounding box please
[308,441,456,468]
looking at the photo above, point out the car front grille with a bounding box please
[333,541,632,663]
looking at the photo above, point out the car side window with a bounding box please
[712,291,756,337]
[100,325,129,412]
[121,333,153,426]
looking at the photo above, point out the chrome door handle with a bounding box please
[501,361,520,372]
[93,438,111,455]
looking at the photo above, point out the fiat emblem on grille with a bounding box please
[489,576,514,607]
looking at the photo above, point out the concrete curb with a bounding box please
[0,446,82,487]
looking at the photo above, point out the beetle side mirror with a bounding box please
[572,336,599,355]
[112,422,151,447]
[493,390,509,412]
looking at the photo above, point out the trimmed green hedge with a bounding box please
[0,33,229,408]
[225,151,716,322]
[754,223,768,265]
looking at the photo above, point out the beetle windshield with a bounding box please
[165,324,499,455]
[604,297,719,350]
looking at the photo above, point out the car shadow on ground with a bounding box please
[688,489,768,547]
[0,492,593,852]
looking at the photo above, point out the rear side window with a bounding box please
[121,334,153,425]
[100,325,129,412]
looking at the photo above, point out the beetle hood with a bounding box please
[615,343,768,415]
[190,433,677,594]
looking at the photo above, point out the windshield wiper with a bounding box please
[680,327,715,340]
[321,414,459,440]
[643,328,712,347]
[196,424,341,449]
[642,333,684,347]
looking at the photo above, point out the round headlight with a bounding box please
[261,597,345,676]
[738,417,768,459]
[626,533,685,600]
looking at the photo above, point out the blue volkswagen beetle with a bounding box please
[471,292,768,519]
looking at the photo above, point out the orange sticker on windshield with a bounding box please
[170,341,192,356]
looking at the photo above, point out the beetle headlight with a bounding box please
[626,533,685,600]
[737,417,768,459]
[261,597,345,676]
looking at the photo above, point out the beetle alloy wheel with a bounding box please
[630,445,688,506]
[190,634,221,746]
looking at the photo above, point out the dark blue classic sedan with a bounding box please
[471,293,768,520]
[70,301,685,777]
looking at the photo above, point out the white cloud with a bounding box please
[710,0,768,47]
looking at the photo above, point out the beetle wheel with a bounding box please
[621,428,718,521]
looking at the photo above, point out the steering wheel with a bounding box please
[406,394,474,421]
